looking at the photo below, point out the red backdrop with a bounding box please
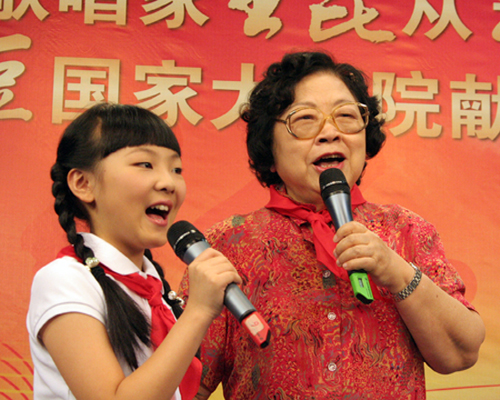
[1,1,499,398]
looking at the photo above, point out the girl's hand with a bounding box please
[333,221,414,294]
[185,248,242,320]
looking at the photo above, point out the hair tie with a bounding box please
[168,290,185,307]
[85,257,100,271]
[85,257,105,279]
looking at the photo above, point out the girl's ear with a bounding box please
[67,169,95,204]
[270,165,276,173]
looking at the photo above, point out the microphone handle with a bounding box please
[325,193,374,305]
[324,192,353,228]
[348,272,374,305]
[224,283,256,321]
[182,240,271,348]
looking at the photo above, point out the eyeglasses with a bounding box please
[276,102,369,140]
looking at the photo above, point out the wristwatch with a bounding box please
[393,262,422,302]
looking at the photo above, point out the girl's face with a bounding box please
[272,71,367,210]
[85,144,186,267]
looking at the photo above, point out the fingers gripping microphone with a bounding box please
[167,221,271,348]
[319,168,374,304]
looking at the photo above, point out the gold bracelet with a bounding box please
[393,262,422,302]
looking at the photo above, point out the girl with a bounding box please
[27,103,241,400]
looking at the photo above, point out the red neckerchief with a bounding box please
[58,245,201,400]
[265,185,380,298]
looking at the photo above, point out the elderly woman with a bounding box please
[180,51,484,399]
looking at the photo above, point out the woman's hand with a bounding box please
[333,221,414,294]
[332,220,485,373]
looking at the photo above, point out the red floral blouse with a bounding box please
[179,200,474,400]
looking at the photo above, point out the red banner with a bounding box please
[1,1,499,398]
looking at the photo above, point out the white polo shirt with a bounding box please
[27,233,181,400]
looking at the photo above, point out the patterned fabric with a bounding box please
[179,198,474,400]
[265,184,365,282]
[265,184,381,299]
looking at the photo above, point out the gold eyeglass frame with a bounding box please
[276,101,370,140]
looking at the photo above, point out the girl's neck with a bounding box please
[89,231,146,271]
[129,255,145,271]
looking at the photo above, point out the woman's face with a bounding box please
[272,71,367,210]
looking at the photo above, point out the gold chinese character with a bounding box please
[228,0,282,39]
[0,0,49,21]
[0,34,33,121]
[493,2,500,41]
[402,0,472,40]
[450,74,500,140]
[52,57,120,124]
[59,0,127,25]
[135,60,202,126]
[373,71,442,138]
[211,63,257,130]
[140,0,209,28]
[309,0,395,43]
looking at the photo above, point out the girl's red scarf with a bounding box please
[58,246,201,400]
[265,184,380,299]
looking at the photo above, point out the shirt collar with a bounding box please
[80,232,160,280]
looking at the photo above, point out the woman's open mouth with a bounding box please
[313,154,345,169]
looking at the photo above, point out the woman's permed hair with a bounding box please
[50,102,183,370]
[242,51,386,187]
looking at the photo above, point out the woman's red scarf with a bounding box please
[265,184,380,298]
[58,246,201,400]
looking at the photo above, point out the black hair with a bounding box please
[242,51,386,187]
[50,102,184,370]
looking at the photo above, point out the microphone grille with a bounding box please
[167,220,205,258]
[319,168,350,197]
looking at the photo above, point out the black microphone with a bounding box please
[167,220,271,348]
[319,168,374,304]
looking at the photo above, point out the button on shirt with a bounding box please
[179,201,475,400]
